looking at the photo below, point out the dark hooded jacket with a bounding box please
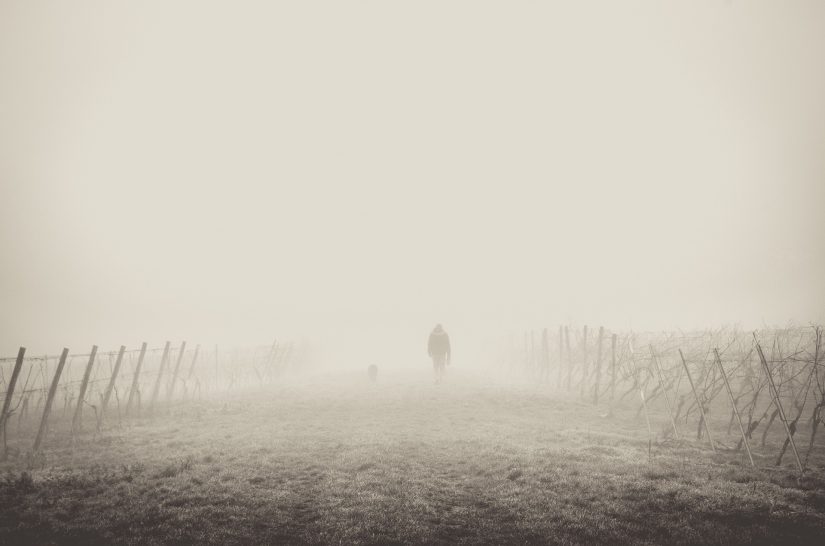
[428,326,451,358]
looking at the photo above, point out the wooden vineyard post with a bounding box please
[650,346,679,440]
[522,330,530,372]
[755,336,803,472]
[678,349,715,452]
[610,334,617,407]
[557,326,563,389]
[166,341,187,404]
[0,347,26,455]
[803,327,822,470]
[580,325,588,397]
[125,343,148,415]
[565,326,572,391]
[629,342,653,454]
[100,345,126,423]
[186,344,201,381]
[71,346,98,434]
[593,326,604,404]
[264,340,277,381]
[149,341,171,411]
[541,328,550,382]
[714,348,754,467]
[33,348,69,452]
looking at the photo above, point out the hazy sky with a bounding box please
[1,1,823,359]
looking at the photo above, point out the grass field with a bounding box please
[1,368,824,545]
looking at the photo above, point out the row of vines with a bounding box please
[0,339,302,459]
[510,325,824,473]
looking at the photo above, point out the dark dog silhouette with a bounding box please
[367,365,378,382]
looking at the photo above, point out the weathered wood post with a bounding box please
[541,328,550,382]
[565,326,572,390]
[166,341,187,403]
[755,336,802,472]
[610,334,617,406]
[32,356,49,415]
[714,348,754,467]
[100,345,126,423]
[72,346,98,434]
[678,349,715,452]
[593,326,604,404]
[186,344,201,381]
[33,348,69,452]
[803,326,822,470]
[521,330,530,373]
[0,347,26,454]
[650,345,679,439]
[264,340,278,381]
[629,341,653,452]
[557,326,563,388]
[580,325,588,397]
[215,344,219,391]
[149,341,171,410]
[125,343,148,415]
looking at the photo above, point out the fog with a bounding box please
[1,1,824,361]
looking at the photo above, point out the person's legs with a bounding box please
[432,354,446,383]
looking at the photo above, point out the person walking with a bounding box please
[428,324,451,383]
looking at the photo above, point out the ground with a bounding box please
[1,369,824,545]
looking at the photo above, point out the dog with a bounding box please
[367,364,378,382]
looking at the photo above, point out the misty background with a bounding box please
[1,1,823,365]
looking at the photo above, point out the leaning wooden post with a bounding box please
[186,344,201,381]
[755,336,802,472]
[100,345,126,423]
[523,331,529,373]
[678,349,715,452]
[557,326,563,388]
[564,326,572,390]
[541,328,550,382]
[33,348,69,452]
[71,345,98,434]
[580,325,589,397]
[650,345,679,440]
[593,326,604,404]
[0,347,26,451]
[714,348,754,467]
[125,343,148,415]
[215,344,219,391]
[264,340,278,381]
[149,341,171,410]
[610,334,617,406]
[166,341,187,403]
[629,341,653,450]
[0,347,25,423]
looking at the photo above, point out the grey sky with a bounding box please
[1,1,823,358]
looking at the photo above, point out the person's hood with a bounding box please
[431,328,447,336]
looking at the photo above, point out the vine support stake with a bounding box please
[34,348,69,452]
[714,348,754,467]
[754,334,803,473]
[72,346,98,434]
[100,345,126,424]
[678,349,715,453]
[0,347,26,456]
[125,343,148,416]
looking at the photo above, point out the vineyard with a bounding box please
[0,340,302,459]
[510,325,825,473]
[0,327,824,544]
